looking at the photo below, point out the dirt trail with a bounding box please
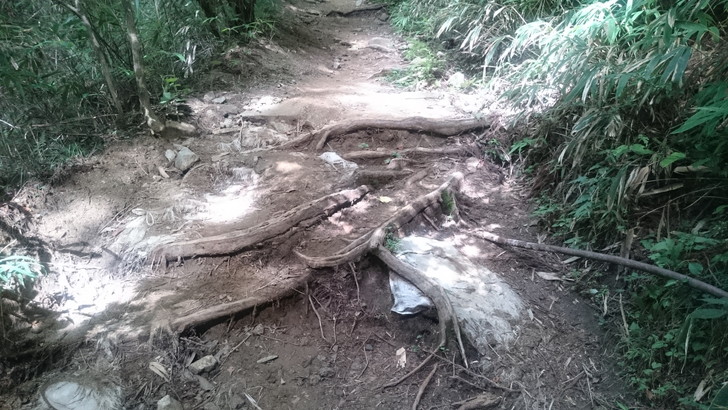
[2,1,630,409]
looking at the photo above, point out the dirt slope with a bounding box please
[0,0,632,409]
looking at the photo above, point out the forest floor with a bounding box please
[1,0,635,409]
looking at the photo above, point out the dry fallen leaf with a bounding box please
[148,361,170,382]
[396,347,407,368]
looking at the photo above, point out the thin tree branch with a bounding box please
[473,230,728,299]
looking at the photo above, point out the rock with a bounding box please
[157,395,183,410]
[377,11,388,21]
[308,374,321,385]
[211,96,227,104]
[447,72,466,88]
[164,149,176,163]
[197,375,215,391]
[42,379,122,410]
[364,344,373,351]
[465,157,481,171]
[229,394,246,409]
[367,37,394,53]
[319,152,357,170]
[202,92,215,103]
[257,355,278,364]
[318,367,335,378]
[189,355,218,375]
[174,147,199,172]
[251,323,265,335]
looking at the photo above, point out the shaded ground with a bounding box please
[1,0,634,409]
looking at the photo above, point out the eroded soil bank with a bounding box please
[1,0,631,408]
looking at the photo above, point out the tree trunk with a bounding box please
[227,0,255,25]
[196,0,221,37]
[122,0,165,134]
[56,0,124,115]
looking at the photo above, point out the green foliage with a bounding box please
[386,40,444,88]
[0,255,43,292]
[385,227,401,252]
[441,191,454,215]
[385,0,728,406]
[0,0,280,197]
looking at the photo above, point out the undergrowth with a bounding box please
[0,0,280,199]
[381,0,728,406]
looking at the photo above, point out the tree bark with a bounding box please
[228,0,255,25]
[56,0,123,115]
[474,231,728,299]
[122,0,165,134]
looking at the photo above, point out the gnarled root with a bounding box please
[151,185,371,263]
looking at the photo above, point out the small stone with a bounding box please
[251,324,264,335]
[164,149,176,163]
[197,375,215,391]
[309,374,321,385]
[43,379,122,410]
[364,344,373,351]
[257,355,278,364]
[189,355,218,374]
[229,394,246,409]
[447,72,466,88]
[157,394,183,410]
[203,92,215,102]
[211,96,227,104]
[465,157,480,171]
[174,147,199,172]
[318,367,335,378]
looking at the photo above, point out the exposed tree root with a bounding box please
[296,173,468,366]
[412,363,438,410]
[152,185,370,263]
[171,271,311,333]
[474,230,728,299]
[326,5,384,17]
[295,173,463,268]
[314,117,489,150]
[344,144,477,160]
[355,169,412,185]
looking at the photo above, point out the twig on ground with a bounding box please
[412,363,439,410]
[309,293,329,343]
[473,230,728,299]
[357,343,370,379]
[383,353,436,389]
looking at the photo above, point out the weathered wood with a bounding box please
[171,271,311,333]
[344,144,476,160]
[474,230,728,299]
[153,185,370,262]
[295,173,463,268]
[314,117,489,150]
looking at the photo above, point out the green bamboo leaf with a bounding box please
[690,308,727,320]
[659,152,686,168]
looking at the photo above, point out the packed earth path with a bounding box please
[2,0,634,409]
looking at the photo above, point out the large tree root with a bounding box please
[344,144,477,160]
[171,271,311,333]
[474,230,728,299]
[152,185,370,263]
[295,173,463,268]
[314,117,489,150]
[280,117,489,150]
[296,173,468,366]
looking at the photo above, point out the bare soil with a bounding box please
[0,0,634,409]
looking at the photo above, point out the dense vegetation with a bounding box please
[383,0,728,406]
[1,0,727,406]
[0,0,262,197]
